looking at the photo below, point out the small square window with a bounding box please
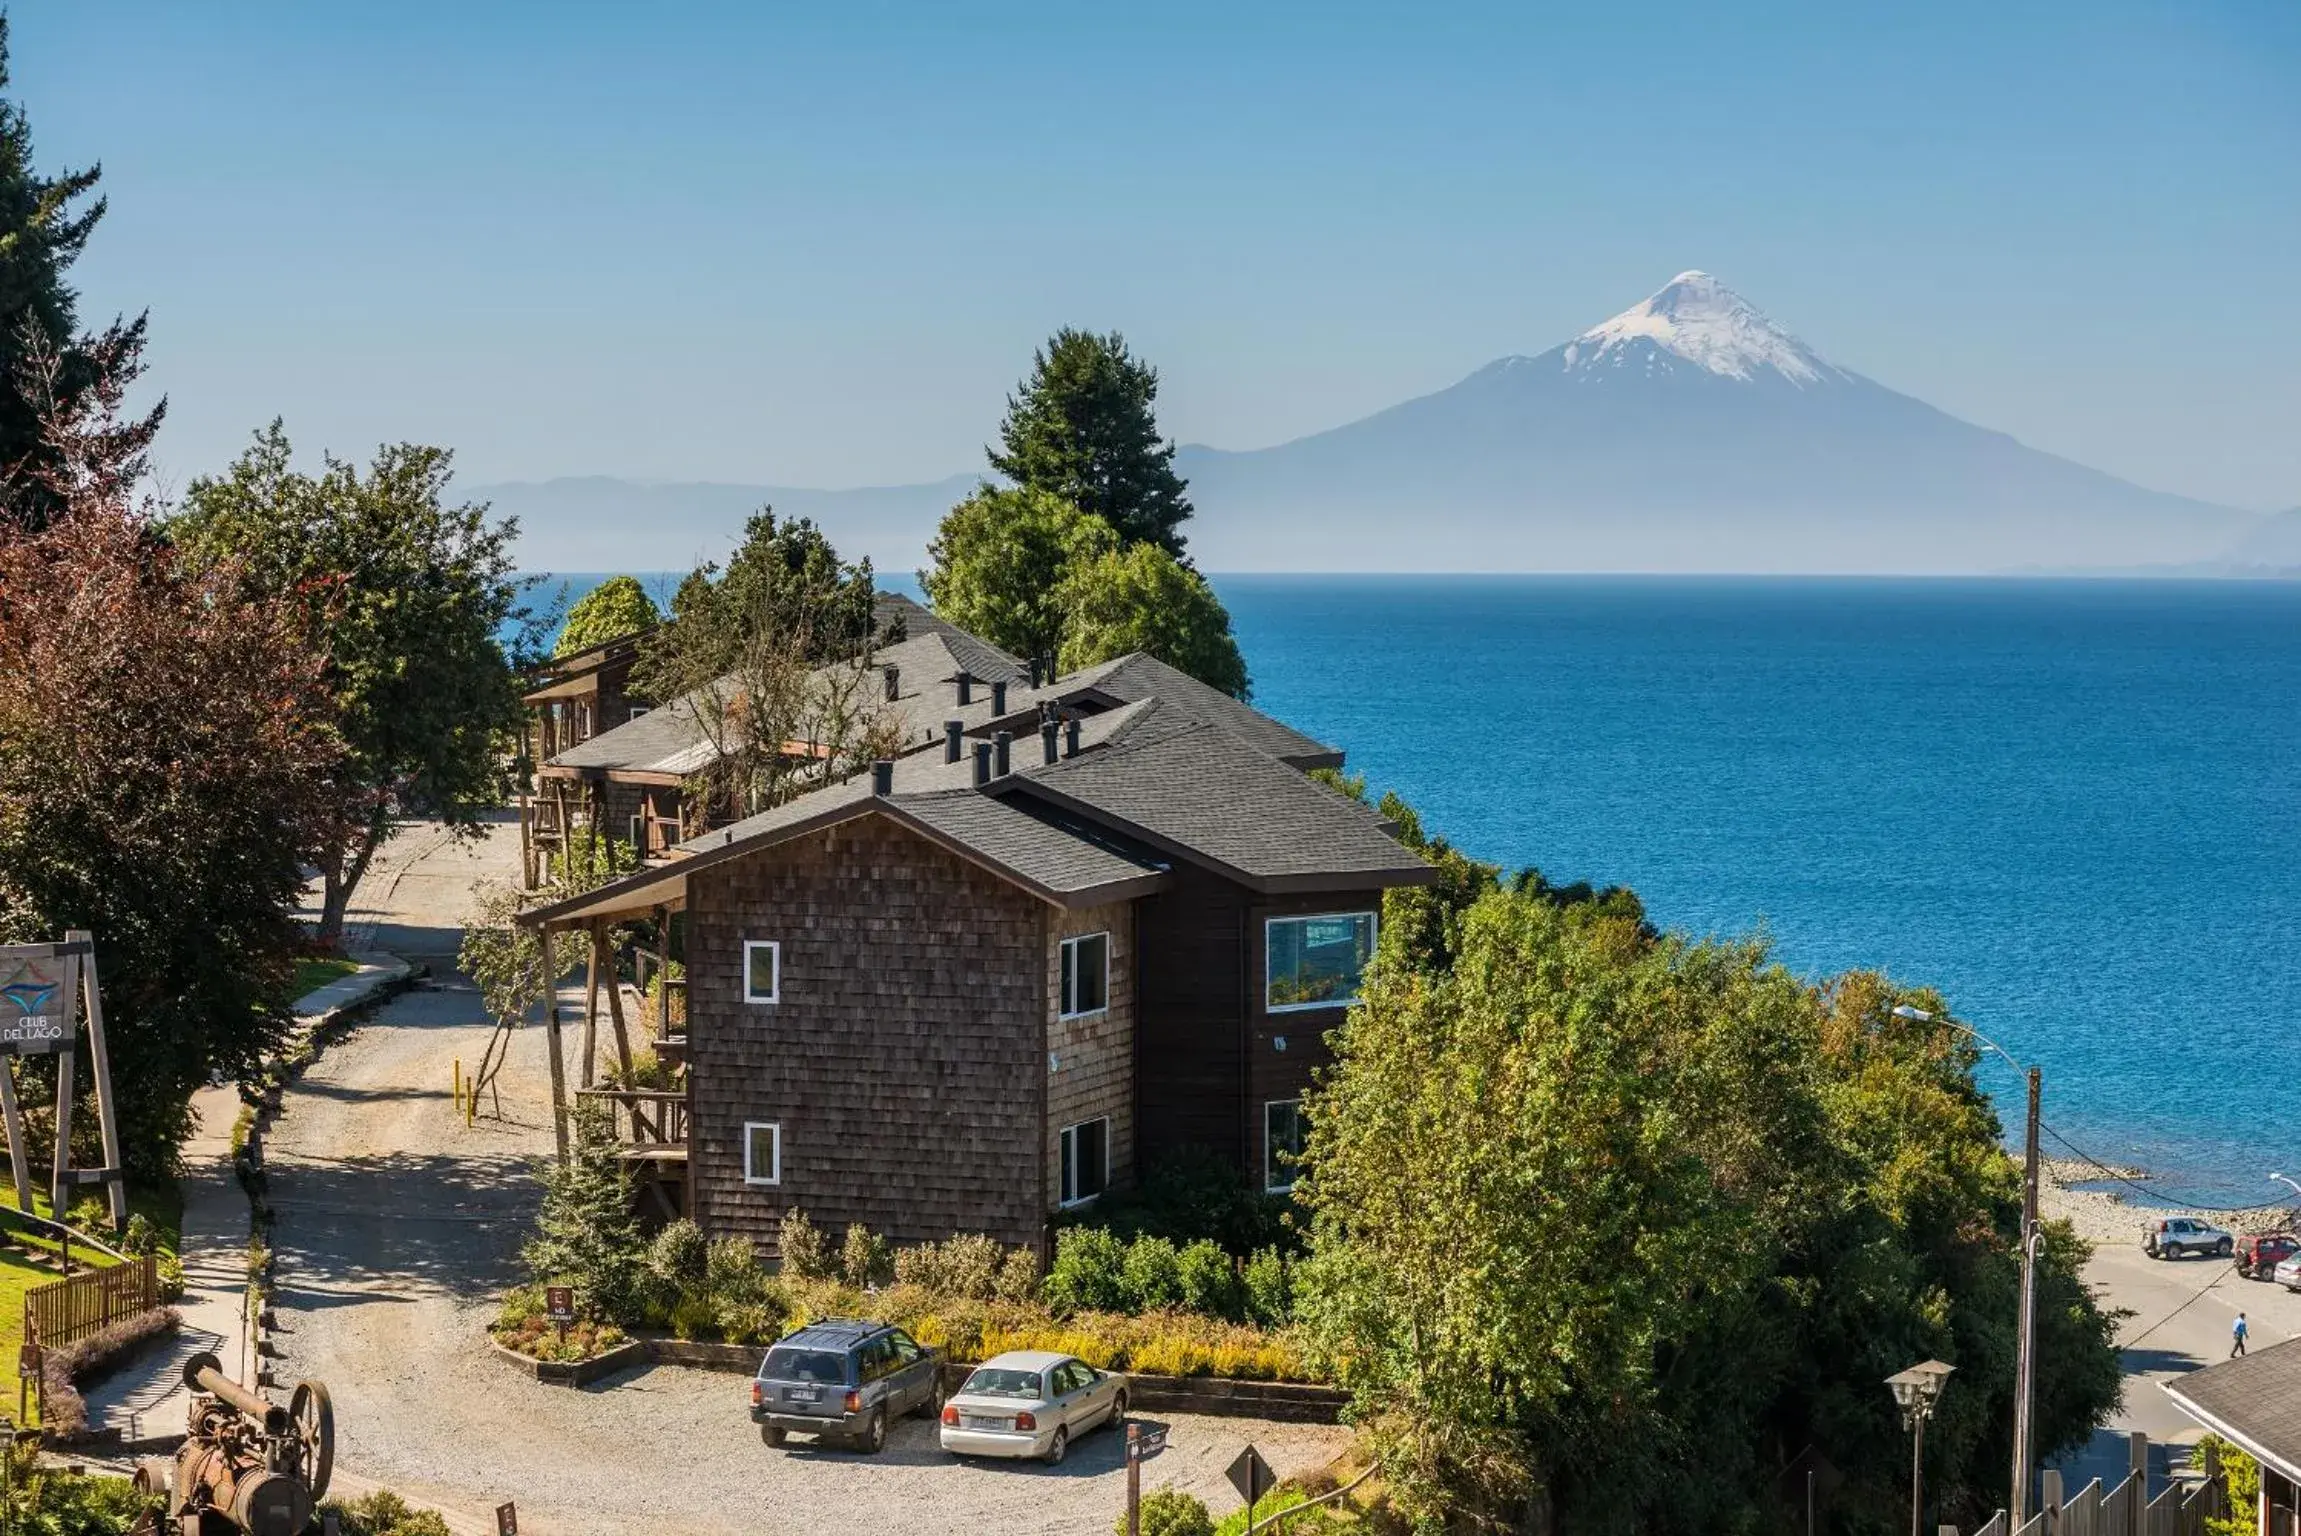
[743,1122,781,1185]
[1264,1100,1305,1194]
[1059,932,1109,1018]
[627,814,646,851]
[1059,1117,1108,1207]
[744,941,780,1004]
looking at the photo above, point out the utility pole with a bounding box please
[2010,1066,2041,1527]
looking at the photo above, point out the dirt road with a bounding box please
[266,822,1347,1535]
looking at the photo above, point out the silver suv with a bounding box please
[750,1319,944,1453]
[2143,1216,2233,1260]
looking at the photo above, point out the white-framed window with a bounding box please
[743,1121,782,1185]
[1264,1100,1305,1194]
[627,813,647,851]
[743,940,780,1004]
[1265,913,1377,1012]
[1059,932,1109,1018]
[628,705,651,721]
[1058,1117,1109,1207]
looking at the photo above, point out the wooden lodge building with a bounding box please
[518,626,655,887]
[519,602,1428,1255]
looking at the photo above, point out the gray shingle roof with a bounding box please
[983,652,1341,768]
[2165,1338,2301,1479]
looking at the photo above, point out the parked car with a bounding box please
[2143,1216,2234,1260]
[750,1319,944,1453]
[938,1349,1128,1466]
[2237,1233,2299,1279]
[2276,1255,2301,1293]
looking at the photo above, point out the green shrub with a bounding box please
[893,1239,951,1295]
[121,1212,159,1256]
[1122,1236,1184,1311]
[778,1207,833,1280]
[1067,1147,1296,1257]
[941,1233,1002,1300]
[1242,1246,1291,1326]
[1176,1239,1242,1320]
[1213,1487,1344,1535]
[995,1243,1041,1303]
[324,1488,456,1536]
[706,1234,765,1305]
[646,1218,709,1298]
[668,1296,717,1341]
[1124,1486,1214,1536]
[1045,1227,1128,1314]
[718,1300,780,1347]
[841,1223,890,1289]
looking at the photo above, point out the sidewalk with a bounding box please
[78,952,409,1450]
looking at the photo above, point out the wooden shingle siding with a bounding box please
[1134,865,1250,1171]
[1046,900,1135,1209]
[685,813,1050,1256]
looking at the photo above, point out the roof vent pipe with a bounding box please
[871,760,894,796]
[1064,717,1082,758]
[944,719,963,763]
[1027,656,1042,689]
[956,672,973,706]
[882,664,900,702]
[991,679,1008,715]
[1041,721,1059,765]
[973,742,993,786]
[1043,651,1058,685]
[994,730,1012,777]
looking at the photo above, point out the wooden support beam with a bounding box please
[543,924,570,1164]
[601,928,635,1081]
[0,1064,32,1216]
[579,933,600,1091]
[66,931,127,1229]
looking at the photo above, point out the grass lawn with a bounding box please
[289,956,360,1006]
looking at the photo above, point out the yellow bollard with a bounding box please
[453,1058,463,1119]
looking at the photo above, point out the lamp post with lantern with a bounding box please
[1886,1360,1955,1536]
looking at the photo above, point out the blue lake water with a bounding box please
[530,571,2301,1203]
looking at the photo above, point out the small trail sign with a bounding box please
[1226,1444,1274,1509]
[16,1342,39,1378]
[545,1286,574,1324]
[496,1502,518,1536]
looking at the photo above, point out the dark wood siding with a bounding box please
[1134,865,1251,1171]
[685,813,1050,1256]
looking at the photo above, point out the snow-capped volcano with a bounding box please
[1558,270,1843,386]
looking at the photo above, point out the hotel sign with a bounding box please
[0,945,70,1056]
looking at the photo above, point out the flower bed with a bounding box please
[490,1310,628,1364]
[39,1306,181,1442]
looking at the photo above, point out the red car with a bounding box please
[2237,1233,2299,1280]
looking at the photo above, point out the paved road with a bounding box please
[264,821,1348,1535]
[2087,1242,2301,1441]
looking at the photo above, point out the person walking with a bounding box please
[2233,1312,2249,1358]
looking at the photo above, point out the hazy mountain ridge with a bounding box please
[479,273,2267,575]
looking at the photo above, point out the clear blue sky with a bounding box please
[21,1,2301,509]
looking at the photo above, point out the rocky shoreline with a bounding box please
[2038,1157,2297,1249]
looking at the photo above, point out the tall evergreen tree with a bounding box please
[0,18,161,531]
[989,329,1192,557]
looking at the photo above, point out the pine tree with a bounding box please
[989,329,1193,557]
[0,18,161,531]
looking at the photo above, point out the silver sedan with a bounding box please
[937,1349,1128,1465]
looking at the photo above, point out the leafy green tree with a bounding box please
[990,328,1193,556]
[0,18,162,532]
[1058,542,1249,699]
[554,575,661,657]
[1295,892,2120,1533]
[919,485,1116,659]
[0,436,340,1179]
[171,422,527,944]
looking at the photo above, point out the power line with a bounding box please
[2037,1120,2292,1215]
[2117,1257,2237,1352]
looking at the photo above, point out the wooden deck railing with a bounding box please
[24,1255,158,1348]
[575,1088,688,1150]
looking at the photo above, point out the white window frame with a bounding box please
[1264,912,1378,1014]
[1059,931,1110,1019]
[1264,1099,1304,1194]
[743,1121,782,1185]
[743,940,780,1005]
[627,813,647,851]
[627,705,651,720]
[1058,1116,1110,1208]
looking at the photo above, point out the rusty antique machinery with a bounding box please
[132,1351,333,1536]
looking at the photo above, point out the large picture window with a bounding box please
[1059,1117,1109,1207]
[1264,1100,1305,1194]
[1265,913,1376,1011]
[743,1121,782,1185]
[744,940,780,1004]
[1059,932,1109,1018]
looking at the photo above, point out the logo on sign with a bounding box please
[0,955,66,1054]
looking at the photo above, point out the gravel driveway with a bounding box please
[266,824,1349,1535]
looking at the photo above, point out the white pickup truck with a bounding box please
[2142,1216,2233,1260]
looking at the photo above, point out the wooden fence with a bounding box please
[23,1255,158,1349]
[1951,1435,2221,1536]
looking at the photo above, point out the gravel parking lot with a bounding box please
[263,824,1349,1535]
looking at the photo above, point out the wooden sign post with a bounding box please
[0,932,126,1228]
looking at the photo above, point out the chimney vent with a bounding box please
[1040,721,1059,765]
[956,672,973,706]
[870,759,894,796]
[882,664,900,702]
[991,679,1008,715]
[1064,717,1082,758]
[994,730,1012,777]
[944,719,963,763]
[1028,657,1043,689]
[972,742,993,787]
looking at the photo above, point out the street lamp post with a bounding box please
[2270,1172,2301,1205]
[1887,1361,1956,1536]
[1895,1003,2040,1526]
